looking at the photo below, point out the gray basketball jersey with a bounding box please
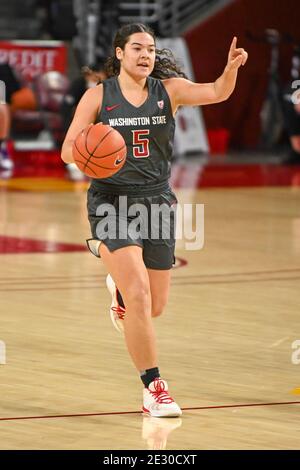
[93,76,175,187]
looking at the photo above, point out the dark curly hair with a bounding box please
[105,23,187,79]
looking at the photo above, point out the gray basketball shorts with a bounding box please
[86,186,177,270]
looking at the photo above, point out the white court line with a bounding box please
[269,336,290,348]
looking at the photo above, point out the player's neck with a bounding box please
[117,71,147,92]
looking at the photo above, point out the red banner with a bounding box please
[0,40,67,82]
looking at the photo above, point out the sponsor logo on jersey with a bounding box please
[105,104,121,112]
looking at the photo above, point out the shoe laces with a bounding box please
[149,379,174,404]
[111,305,125,320]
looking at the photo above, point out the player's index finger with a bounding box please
[230,36,237,50]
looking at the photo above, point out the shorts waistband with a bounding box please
[90,179,170,196]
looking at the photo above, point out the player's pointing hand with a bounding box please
[226,37,248,71]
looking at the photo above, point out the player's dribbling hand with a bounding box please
[226,37,248,71]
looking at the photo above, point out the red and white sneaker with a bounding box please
[106,274,125,333]
[143,379,182,418]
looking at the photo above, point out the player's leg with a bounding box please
[98,188,176,325]
[139,186,176,319]
[121,190,175,321]
[106,267,171,324]
[138,194,182,416]
[87,188,181,416]
[99,242,182,417]
[147,268,171,318]
[99,243,157,371]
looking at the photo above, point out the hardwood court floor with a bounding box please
[0,184,300,449]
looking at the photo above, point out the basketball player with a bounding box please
[61,23,248,417]
[0,102,11,170]
[0,64,20,171]
[282,82,300,164]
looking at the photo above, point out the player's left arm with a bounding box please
[165,37,248,109]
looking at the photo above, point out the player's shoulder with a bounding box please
[81,83,103,102]
[162,77,189,97]
[75,84,103,114]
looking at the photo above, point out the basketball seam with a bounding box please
[72,127,96,173]
[74,141,92,170]
[92,147,126,166]
[74,158,97,176]
[89,160,125,170]
[90,128,115,156]
[83,124,98,170]
[84,127,115,171]
[75,154,125,172]
[86,144,126,160]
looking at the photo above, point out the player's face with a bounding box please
[117,32,156,78]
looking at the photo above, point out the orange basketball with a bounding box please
[72,123,127,178]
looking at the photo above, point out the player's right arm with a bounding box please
[61,84,103,163]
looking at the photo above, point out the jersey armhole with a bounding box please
[160,79,177,118]
[96,82,104,117]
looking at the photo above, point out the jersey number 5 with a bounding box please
[132,129,150,158]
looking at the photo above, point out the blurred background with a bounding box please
[0,0,300,186]
[1,2,300,451]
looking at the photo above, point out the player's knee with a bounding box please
[151,300,167,318]
[151,306,164,318]
[124,283,151,313]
